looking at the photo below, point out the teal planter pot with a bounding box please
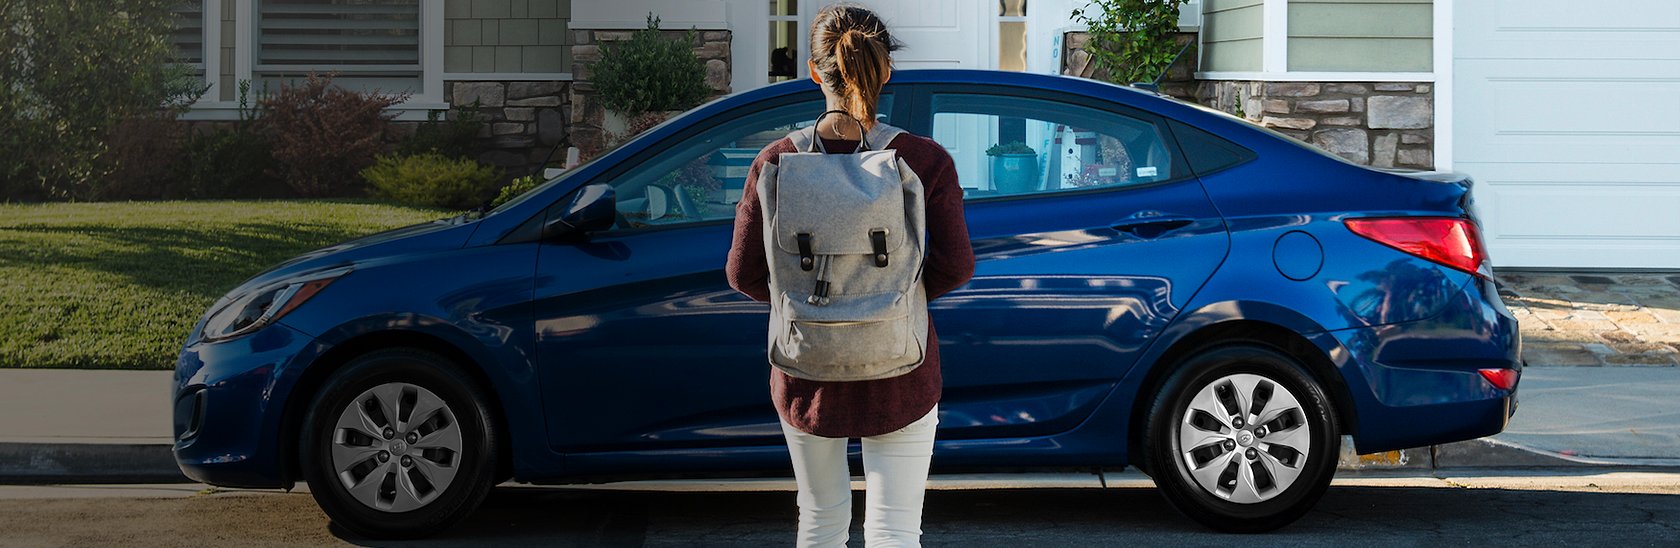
[990,153,1040,194]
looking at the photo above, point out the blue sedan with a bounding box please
[171,70,1521,538]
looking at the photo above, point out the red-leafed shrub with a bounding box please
[258,74,407,197]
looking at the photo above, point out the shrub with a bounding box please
[489,175,541,209]
[1071,0,1183,85]
[399,106,486,159]
[96,113,188,200]
[362,153,502,210]
[172,81,280,199]
[1,0,206,200]
[590,14,711,116]
[259,73,407,197]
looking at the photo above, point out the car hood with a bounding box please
[219,217,478,299]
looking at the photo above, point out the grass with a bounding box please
[0,199,453,370]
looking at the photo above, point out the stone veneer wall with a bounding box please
[425,80,572,180]
[1195,80,1435,169]
[1060,31,1436,170]
[567,28,733,157]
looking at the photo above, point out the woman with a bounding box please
[725,4,975,546]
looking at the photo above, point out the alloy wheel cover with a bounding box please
[330,382,465,512]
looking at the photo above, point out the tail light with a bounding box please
[1478,368,1519,391]
[1345,217,1491,279]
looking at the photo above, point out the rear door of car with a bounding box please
[909,84,1232,440]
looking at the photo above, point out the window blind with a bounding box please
[256,0,421,93]
[170,1,206,70]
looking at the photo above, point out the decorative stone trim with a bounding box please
[1060,31,1436,170]
[1196,80,1434,169]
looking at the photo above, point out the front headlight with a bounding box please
[201,266,351,342]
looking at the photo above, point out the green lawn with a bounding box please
[0,199,453,369]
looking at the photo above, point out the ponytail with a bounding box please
[811,4,901,129]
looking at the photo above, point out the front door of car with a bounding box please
[532,91,903,452]
[917,87,1231,440]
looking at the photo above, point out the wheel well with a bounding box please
[1127,320,1358,467]
[279,330,514,485]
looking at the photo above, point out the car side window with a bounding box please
[931,93,1182,200]
[599,94,895,231]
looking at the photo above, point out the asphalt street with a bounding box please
[0,471,1676,546]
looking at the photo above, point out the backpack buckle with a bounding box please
[869,229,889,267]
[796,233,814,271]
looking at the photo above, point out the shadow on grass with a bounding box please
[0,220,401,298]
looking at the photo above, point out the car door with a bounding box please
[533,90,903,452]
[917,86,1231,439]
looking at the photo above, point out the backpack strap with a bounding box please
[863,122,907,152]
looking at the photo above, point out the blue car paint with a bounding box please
[172,70,1519,488]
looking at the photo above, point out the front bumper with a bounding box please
[172,321,319,489]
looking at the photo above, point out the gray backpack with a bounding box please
[755,112,928,382]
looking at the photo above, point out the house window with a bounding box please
[170,1,207,78]
[998,0,1027,72]
[768,0,799,82]
[255,0,423,95]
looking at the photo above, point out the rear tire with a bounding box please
[1143,343,1339,533]
[299,348,498,539]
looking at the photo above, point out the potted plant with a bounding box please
[987,141,1040,194]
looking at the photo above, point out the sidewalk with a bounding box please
[2,270,1677,482]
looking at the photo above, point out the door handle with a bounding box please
[1110,214,1195,236]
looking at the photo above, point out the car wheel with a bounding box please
[1144,343,1339,533]
[299,348,498,539]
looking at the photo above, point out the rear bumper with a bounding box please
[1320,273,1522,453]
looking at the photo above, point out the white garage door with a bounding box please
[1454,0,1680,269]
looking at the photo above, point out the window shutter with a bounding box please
[170,1,206,70]
[256,0,422,93]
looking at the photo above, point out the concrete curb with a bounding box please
[0,443,186,485]
[4,437,1678,485]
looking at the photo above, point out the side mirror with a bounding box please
[543,184,615,240]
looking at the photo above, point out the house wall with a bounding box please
[1197,80,1435,168]
[1201,0,1264,72]
[1287,0,1432,72]
[443,0,572,74]
[566,28,733,156]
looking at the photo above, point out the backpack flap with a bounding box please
[770,150,910,256]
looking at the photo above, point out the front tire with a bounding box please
[299,348,498,539]
[1144,343,1339,533]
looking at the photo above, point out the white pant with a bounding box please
[779,404,939,548]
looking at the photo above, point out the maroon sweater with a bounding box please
[726,132,976,438]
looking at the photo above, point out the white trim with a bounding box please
[1262,0,1288,72]
[1195,71,1436,82]
[180,101,449,121]
[1433,0,1453,171]
[441,72,574,82]
[199,0,221,104]
[420,0,443,104]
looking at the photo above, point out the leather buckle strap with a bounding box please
[869,229,889,267]
[796,233,815,271]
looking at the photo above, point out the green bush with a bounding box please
[363,153,502,210]
[1,0,207,200]
[1071,0,1184,85]
[172,81,280,199]
[399,106,486,159]
[489,175,542,209]
[259,73,406,197]
[590,13,711,116]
